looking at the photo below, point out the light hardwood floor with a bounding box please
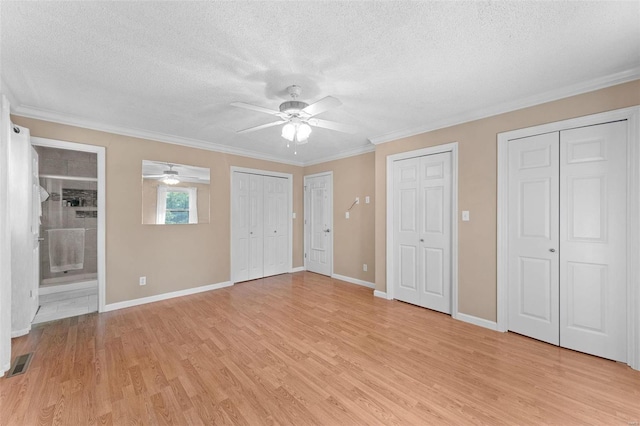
[2,272,639,425]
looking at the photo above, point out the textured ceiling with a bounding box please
[2,1,639,165]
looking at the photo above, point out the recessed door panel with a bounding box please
[423,248,443,296]
[519,145,551,169]
[566,262,607,333]
[568,175,606,242]
[519,257,552,322]
[399,245,417,290]
[520,179,551,239]
[400,188,417,232]
[424,186,443,234]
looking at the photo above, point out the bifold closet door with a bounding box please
[393,152,452,314]
[508,121,627,362]
[232,172,289,283]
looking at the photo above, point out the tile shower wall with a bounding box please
[35,146,98,282]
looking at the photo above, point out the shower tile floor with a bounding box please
[33,288,98,324]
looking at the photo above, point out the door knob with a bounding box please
[274,230,277,233]
[549,248,556,252]
[324,229,331,233]
[420,239,424,242]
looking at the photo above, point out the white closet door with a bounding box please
[393,152,452,313]
[263,176,288,277]
[232,172,250,282]
[248,174,264,280]
[273,177,289,275]
[508,132,560,345]
[394,157,421,305]
[419,152,452,314]
[559,121,627,362]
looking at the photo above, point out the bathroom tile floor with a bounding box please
[32,288,98,325]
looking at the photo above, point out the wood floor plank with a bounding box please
[1,271,639,425]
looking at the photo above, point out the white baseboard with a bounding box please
[11,327,30,338]
[102,281,233,313]
[290,266,305,273]
[456,312,498,331]
[40,279,97,295]
[373,290,390,299]
[332,273,375,289]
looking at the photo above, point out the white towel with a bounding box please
[47,228,85,273]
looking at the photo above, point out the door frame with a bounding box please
[230,166,293,283]
[496,106,640,370]
[386,142,459,317]
[31,137,107,313]
[303,171,334,276]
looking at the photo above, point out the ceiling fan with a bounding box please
[232,85,357,146]
[143,162,209,185]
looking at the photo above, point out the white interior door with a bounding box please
[393,152,452,314]
[507,132,560,345]
[263,176,288,277]
[30,147,39,322]
[305,174,332,276]
[232,172,250,282]
[507,121,628,362]
[248,174,264,280]
[559,121,627,362]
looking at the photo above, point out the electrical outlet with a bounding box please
[355,197,360,204]
[139,276,147,286]
[363,264,368,272]
[462,211,470,221]
[345,211,350,219]
[365,196,370,204]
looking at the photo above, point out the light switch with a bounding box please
[462,211,470,221]
[365,196,370,204]
[345,212,350,219]
[355,197,360,204]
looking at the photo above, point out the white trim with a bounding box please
[30,137,107,314]
[103,281,232,312]
[230,166,293,284]
[385,142,459,318]
[14,106,305,167]
[290,266,305,273]
[373,290,390,299]
[496,106,640,371]
[331,273,375,289]
[303,144,375,166]
[39,280,97,295]
[371,68,640,145]
[0,78,18,108]
[303,171,334,276]
[456,313,498,331]
[11,327,30,338]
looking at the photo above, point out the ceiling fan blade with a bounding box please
[143,174,167,178]
[231,102,282,116]
[308,118,358,134]
[302,96,342,117]
[237,120,288,134]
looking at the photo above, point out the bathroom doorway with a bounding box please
[30,138,105,324]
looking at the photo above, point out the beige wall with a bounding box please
[13,116,304,305]
[304,152,375,283]
[375,80,640,322]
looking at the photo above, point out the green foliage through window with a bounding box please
[165,191,189,224]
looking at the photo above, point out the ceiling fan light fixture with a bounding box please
[297,123,312,141]
[282,122,296,141]
[161,169,180,185]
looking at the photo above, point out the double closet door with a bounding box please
[232,172,289,282]
[393,151,452,314]
[508,121,627,362]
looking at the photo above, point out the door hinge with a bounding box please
[305,253,307,258]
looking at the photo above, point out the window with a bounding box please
[156,186,198,224]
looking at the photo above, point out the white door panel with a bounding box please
[305,174,332,276]
[507,121,627,363]
[393,152,451,314]
[560,121,627,362]
[232,172,250,282]
[508,132,560,345]
[248,174,264,280]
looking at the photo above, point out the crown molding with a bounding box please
[370,67,640,145]
[302,143,375,166]
[12,105,306,167]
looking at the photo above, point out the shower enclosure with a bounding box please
[34,146,98,314]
